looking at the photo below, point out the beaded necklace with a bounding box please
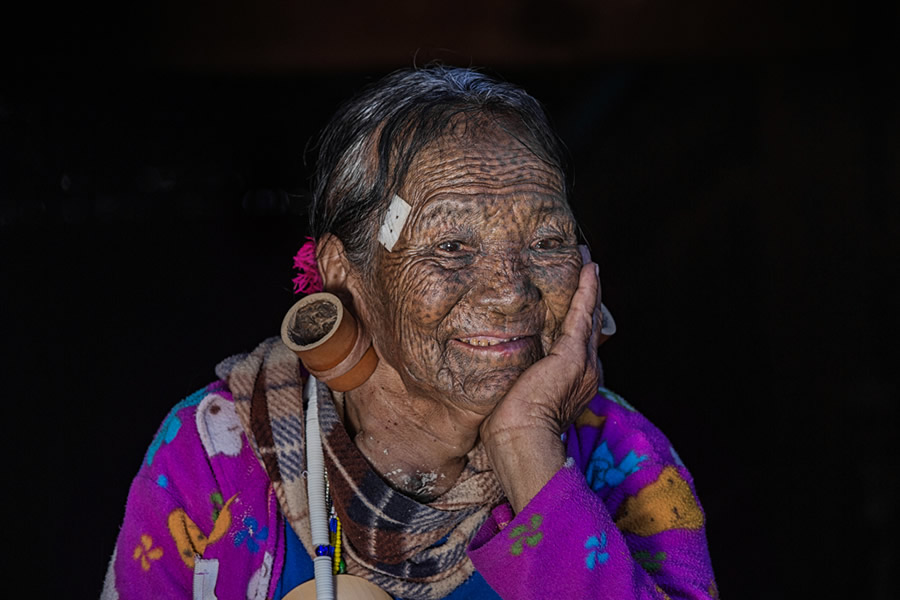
[323,470,346,575]
[294,376,391,600]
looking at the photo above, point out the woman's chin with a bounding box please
[453,368,525,413]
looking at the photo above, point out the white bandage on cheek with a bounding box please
[378,194,412,251]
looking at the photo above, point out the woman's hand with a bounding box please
[480,248,603,512]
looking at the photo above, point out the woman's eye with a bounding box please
[438,240,464,253]
[533,238,562,250]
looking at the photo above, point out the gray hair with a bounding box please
[309,65,572,271]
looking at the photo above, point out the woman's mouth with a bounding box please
[452,335,538,360]
[457,336,524,347]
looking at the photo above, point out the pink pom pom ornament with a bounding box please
[284,237,378,391]
[292,237,324,295]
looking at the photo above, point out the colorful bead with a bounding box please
[315,545,333,557]
[332,514,343,575]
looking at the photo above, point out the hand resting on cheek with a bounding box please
[480,247,603,513]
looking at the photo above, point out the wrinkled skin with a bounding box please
[367,130,584,414]
[327,123,602,507]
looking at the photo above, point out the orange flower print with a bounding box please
[133,534,163,571]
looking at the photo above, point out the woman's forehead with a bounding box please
[397,192,574,250]
[400,133,566,206]
[413,191,571,226]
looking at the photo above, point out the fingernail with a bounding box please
[578,244,591,265]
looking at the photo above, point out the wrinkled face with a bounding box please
[360,126,582,414]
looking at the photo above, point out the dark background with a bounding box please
[3,1,898,598]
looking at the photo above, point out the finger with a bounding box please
[578,244,591,266]
[578,244,605,355]
[553,262,599,356]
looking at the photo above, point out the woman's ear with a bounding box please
[316,233,373,336]
[316,233,350,293]
[317,234,369,317]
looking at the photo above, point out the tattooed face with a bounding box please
[360,126,582,414]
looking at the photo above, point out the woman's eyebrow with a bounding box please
[414,197,479,229]
[418,191,567,217]
[529,202,571,218]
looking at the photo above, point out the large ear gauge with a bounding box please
[280,292,378,392]
[579,243,617,348]
[597,303,616,347]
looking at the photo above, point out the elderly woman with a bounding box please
[104,67,715,600]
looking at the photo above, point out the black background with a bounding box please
[3,1,898,598]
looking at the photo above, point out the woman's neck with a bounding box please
[342,364,484,501]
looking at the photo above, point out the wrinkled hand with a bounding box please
[480,249,603,511]
[481,252,602,442]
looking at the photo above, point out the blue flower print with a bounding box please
[585,532,609,570]
[585,441,648,492]
[144,387,208,465]
[234,516,269,553]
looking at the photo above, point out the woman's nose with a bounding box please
[474,254,540,315]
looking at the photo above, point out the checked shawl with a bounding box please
[224,337,505,600]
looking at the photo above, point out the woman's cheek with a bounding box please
[394,266,471,383]
[401,265,471,328]
[536,256,582,302]
[390,268,470,374]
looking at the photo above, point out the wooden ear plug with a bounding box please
[280,292,378,392]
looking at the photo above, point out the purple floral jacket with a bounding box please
[103,378,716,599]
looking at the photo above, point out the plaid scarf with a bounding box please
[224,337,504,600]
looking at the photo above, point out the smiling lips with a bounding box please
[456,335,531,349]
[458,336,522,347]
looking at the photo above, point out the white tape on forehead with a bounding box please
[378,194,412,251]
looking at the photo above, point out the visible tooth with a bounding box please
[460,337,517,346]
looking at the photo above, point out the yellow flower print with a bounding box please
[133,534,163,571]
